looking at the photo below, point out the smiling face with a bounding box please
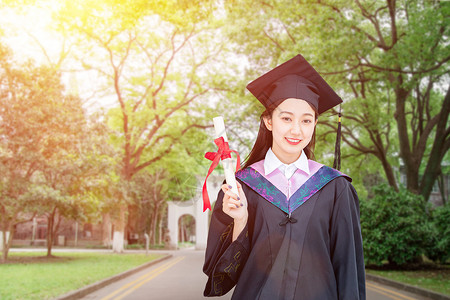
[263,98,318,164]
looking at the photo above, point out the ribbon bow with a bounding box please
[202,137,240,211]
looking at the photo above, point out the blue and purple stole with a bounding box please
[236,165,350,214]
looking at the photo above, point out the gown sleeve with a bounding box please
[203,188,251,297]
[330,179,366,300]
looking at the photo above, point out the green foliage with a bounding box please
[222,0,449,201]
[57,0,230,176]
[361,184,433,266]
[0,252,164,300]
[426,204,450,264]
[0,43,77,223]
[3,0,243,253]
[2,0,447,260]
[0,40,119,258]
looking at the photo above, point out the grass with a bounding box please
[366,267,450,296]
[0,251,165,300]
[178,242,195,249]
[2,251,448,299]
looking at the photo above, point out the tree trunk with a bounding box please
[394,79,420,193]
[1,229,11,263]
[112,231,125,252]
[53,213,61,246]
[0,207,13,263]
[1,212,35,262]
[158,218,162,245]
[437,172,447,205]
[420,86,450,201]
[150,202,161,246]
[1,230,5,263]
[101,213,112,247]
[112,204,126,253]
[179,218,185,243]
[4,226,14,263]
[46,207,57,257]
[379,153,399,191]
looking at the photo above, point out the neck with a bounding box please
[273,150,302,165]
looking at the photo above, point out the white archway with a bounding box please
[167,175,222,250]
[178,213,196,244]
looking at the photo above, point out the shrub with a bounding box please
[425,204,450,264]
[360,184,433,266]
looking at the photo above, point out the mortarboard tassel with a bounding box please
[333,105,342,170]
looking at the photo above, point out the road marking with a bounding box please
[114,256,185,300]
[367,282,418,300]
[100,256,186,300]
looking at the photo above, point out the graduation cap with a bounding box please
[246,54,343,169]
[246,54,342,113]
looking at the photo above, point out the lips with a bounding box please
[285,137,301,145]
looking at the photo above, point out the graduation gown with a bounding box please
[203,161,365,299]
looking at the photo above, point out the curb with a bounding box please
[55,254,173,300]
[366,273,450,300]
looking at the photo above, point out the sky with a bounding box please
[2,6,56,63]
[0,1,252,118]
[1,3,117,112]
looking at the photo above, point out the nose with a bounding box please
[290,121,302,136]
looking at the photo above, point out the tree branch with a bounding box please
[282,23,296,44]
[360,55,450,74]
[415,113,440,163]
[262,29,285,51]
[355,0,391,49]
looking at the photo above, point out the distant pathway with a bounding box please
[79,249,433,300]
[80,249,217,300]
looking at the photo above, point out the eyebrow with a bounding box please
[278,110,315,117]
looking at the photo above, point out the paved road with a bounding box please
[80,249,433,300]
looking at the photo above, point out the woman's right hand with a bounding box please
[222,181,248,241]
[221,181,248,223]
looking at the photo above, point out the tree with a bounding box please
[0,1,128,258]
[0,43,86,260]
[222,0,449,200]
[129,127,209,247]
[0,45,41,261]
[53,0,230,252]
[30,112,118,257]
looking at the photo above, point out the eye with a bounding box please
[282,116,292,122]
[303,119,313,124]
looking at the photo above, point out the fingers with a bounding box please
[235,181,247,206]
[227,199,242,209]
[221,184,240,200]
[221,183,242,209]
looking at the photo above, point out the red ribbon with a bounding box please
[202,137,240,211]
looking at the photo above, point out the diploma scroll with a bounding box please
[202,116,241,211]
[213,116,239,197]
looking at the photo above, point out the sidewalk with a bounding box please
[366,273,449,300]
[10,248,450,300]
[55,253,174,300]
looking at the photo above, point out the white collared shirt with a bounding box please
[264,148,310,180]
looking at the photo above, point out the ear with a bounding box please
[263,116,272,131]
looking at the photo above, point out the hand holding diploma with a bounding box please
[202,116,241,212]
[221,181,248,242]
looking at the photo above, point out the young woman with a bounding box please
[203,55,365,299]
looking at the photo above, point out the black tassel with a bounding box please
[333,105,342,170]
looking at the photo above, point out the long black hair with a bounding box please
[242,100,318,170]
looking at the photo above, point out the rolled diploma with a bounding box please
[213,116,239,197]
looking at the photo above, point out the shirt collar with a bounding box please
[264,148,310,177]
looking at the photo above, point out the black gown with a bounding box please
[203,164,366,299]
